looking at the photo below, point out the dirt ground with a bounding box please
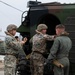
[0,60,4,70]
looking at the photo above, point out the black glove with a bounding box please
[44,59,53,65]
[44,59,49,65]
[44,59,53,72]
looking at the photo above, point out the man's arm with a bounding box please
[44,34,55,41]
[47,38,60,60]
[35,30,55,41]
[5,36,26,51]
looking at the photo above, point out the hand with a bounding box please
[23,37,27,43]
[44,59,53,65]
[54,35,58,38]
[35,30,42,34]
[21,37,27,45]
[44,59,49,66]
[53,60,64,68]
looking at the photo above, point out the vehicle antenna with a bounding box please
[36,0,37,2]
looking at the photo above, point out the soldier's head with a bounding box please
[6,24,17,36]
[36,24,48,34]
[55,24,65,35]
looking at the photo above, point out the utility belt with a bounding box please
[6,53,15,55]
[33,51,43,55]
[33,51,46,58]
[6,53,18,58]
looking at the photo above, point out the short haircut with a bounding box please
[56,24,65,29]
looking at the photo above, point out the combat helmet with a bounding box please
[36,24,48,31]
[7,24,17,31]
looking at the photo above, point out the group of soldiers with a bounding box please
[3,23,72,75]
[30,24,72,75]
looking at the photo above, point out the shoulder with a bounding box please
[5,35,14,41]
[54,36,61,40]
[55,36,65,40]
[55,36,71,42]
[54,36,62,43]
[5,35,12,39]
[33,34,42,38]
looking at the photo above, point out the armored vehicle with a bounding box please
[0,1,75,75]
[17,1,75,75]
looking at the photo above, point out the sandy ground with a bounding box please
[0,60,4,70]
[0,60,4,75]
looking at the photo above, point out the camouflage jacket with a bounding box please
[5,32,26,57]
[30,33,54,54]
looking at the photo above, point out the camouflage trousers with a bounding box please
[30,52,45,75]
[4,55,16,75]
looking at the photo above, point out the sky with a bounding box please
[0,0,75,39]
[0,0,75,59]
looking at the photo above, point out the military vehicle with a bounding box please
[0,1,75,75]
[17,1,75,75]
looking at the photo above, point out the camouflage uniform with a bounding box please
[30,24,54,75]
[4,24,25,75]
[47,32,72,75]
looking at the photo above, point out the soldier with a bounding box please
[46,24,72,75]
[4,24,27,75]
[30,24,55,75]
